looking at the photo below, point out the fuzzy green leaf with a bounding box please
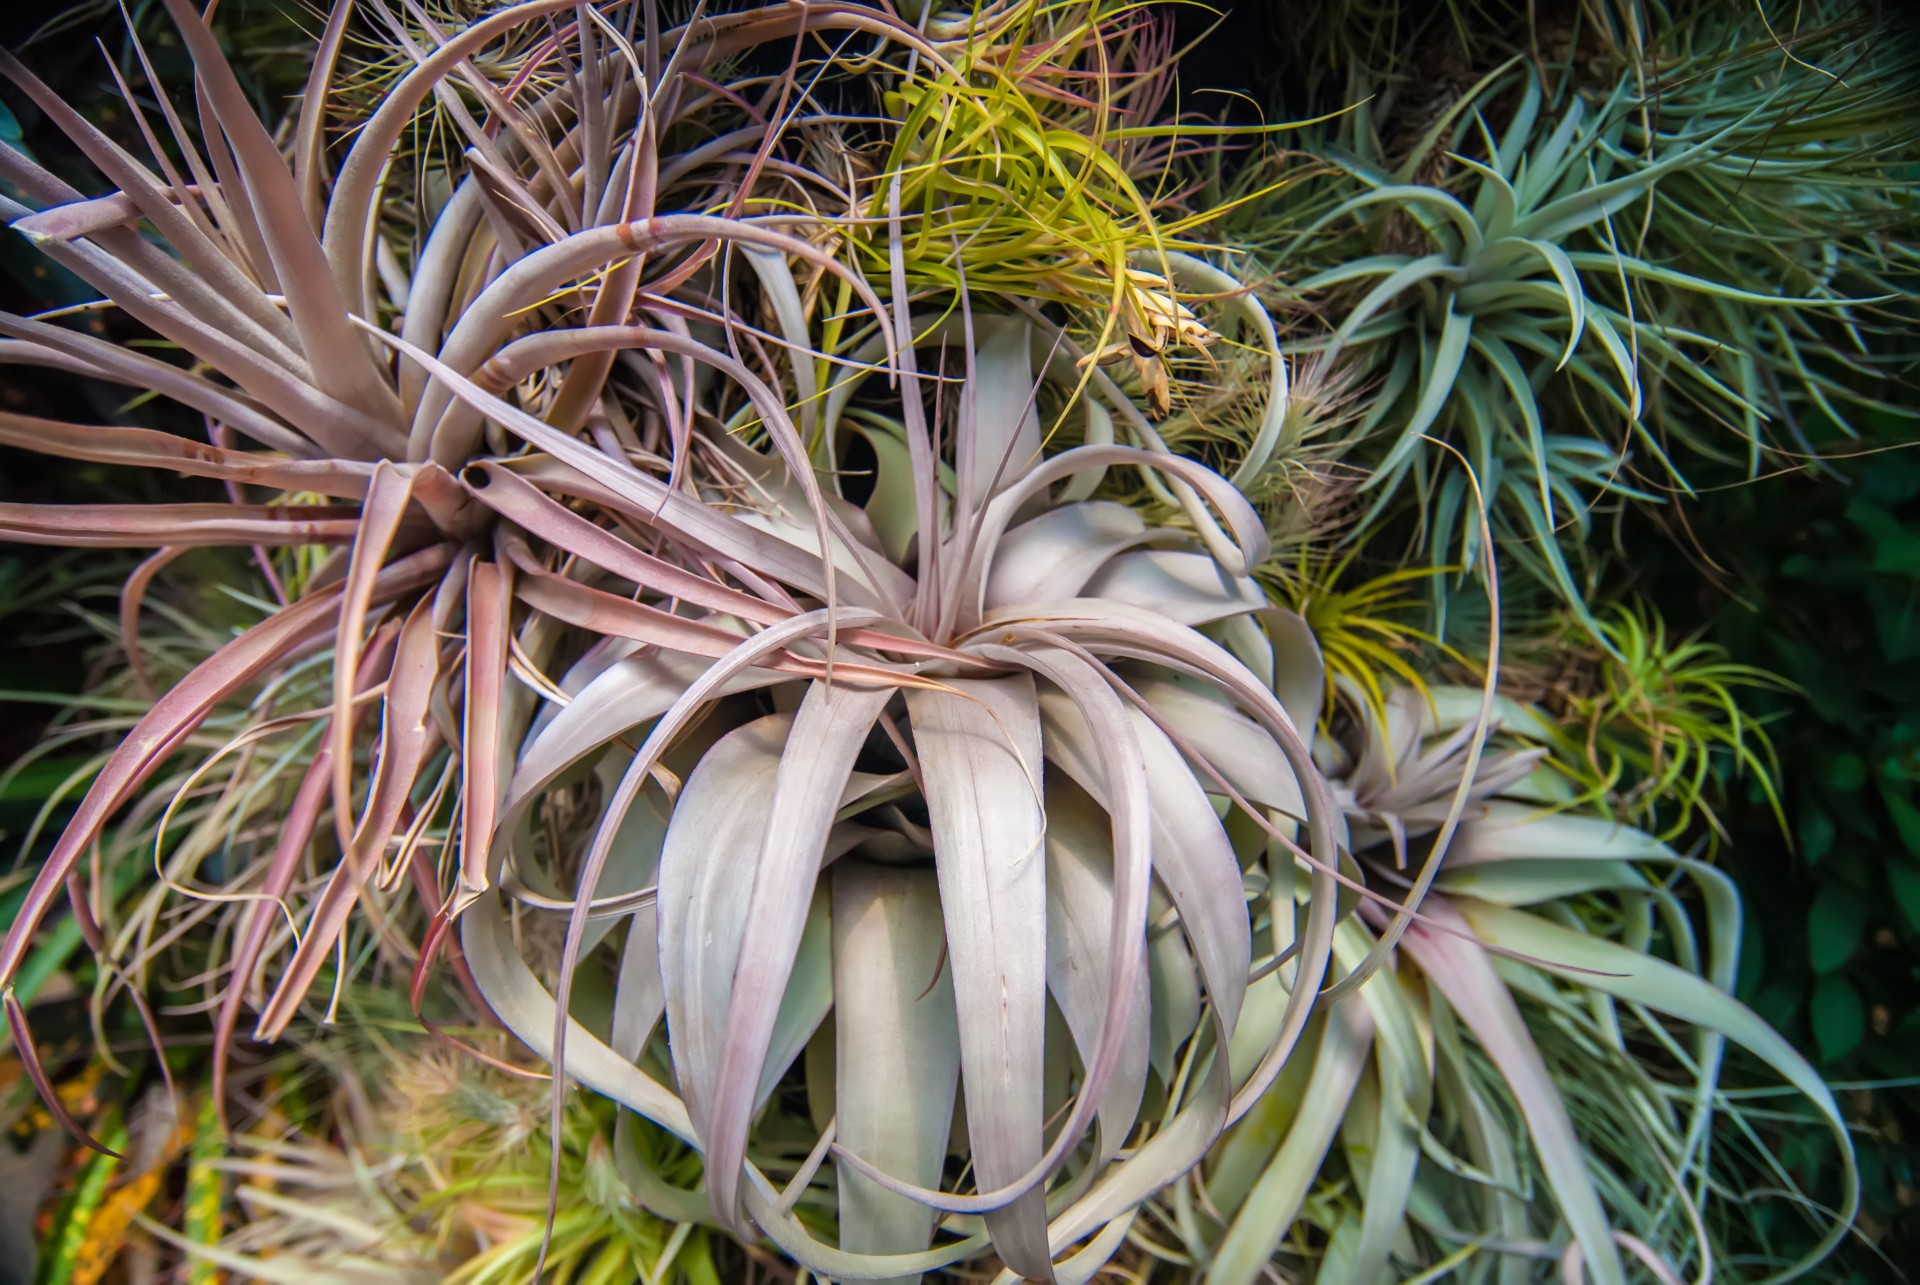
[1811,974,1866,1064]
[1808,884,1867,974]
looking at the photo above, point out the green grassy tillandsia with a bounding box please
[1209,0,1920,640]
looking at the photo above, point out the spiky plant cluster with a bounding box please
[1211,0,1920,629]
[0,0,1905,1281]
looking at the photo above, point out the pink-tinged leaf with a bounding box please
[703,682,892,1229]
[832,862,962,1285]
[0,544,449,990]
[396,178,482,420]
[1396,899,1627,1285]
[214,603,402,1104]
[323,0,944,320]
[406,218,890,469]
[507,559,931,688]
[0,501,363,547]
[291,0,357,229]
[190,79,276,290]
[330,462,418,851]
[456,559,512,910]
[357,330,856,606]
[213,746,332,1116]
[445,322,911,617]
[904,676,1054,1281]
[509,563,769,659]
[464,462,789,624]
[155,0,404,435]
[982,502,1153,612]
[4,991,120,1158]
[0,54,304,361]
[120,547,185,699]
[0,319,314,459]
[11,187,192,240]
[0,413,374,497]
[258,594,442,1040]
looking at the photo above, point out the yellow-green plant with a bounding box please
[1555,602,1789,844]
[1257,544,1442,726]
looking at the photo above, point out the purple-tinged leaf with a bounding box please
[703,682,891,1228]
[0,502,363,547]
[904,676,1053,1280]
[1397,899,1626,1285]
[832,861,961,1285]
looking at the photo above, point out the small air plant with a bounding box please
[831,1,1295,424]
[116,1020,722,1285]
[1551,602,1790,847]
[1256,542,1446,729]
[1147,683,1855,1285]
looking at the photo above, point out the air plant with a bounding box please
[1595,3,1920,452]
[456,291,1357,1281]
[1145,683,1855,1284]
[0,0,959,1067]
[1216,35,1886,630]
[1549,602,1790,846]
[155,1024,728,1285]
[1256,542,1443,728]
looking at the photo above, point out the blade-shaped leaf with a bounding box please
[832,862,962,1285]
[905,676,1054,1280]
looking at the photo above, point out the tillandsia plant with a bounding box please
[1142,684,1856,1284]
[0,0,1366,1279]
[1546,602,1789,847]
[1209,0,1920,633]
[0,0,948,1082]
[165,1020,733,1285]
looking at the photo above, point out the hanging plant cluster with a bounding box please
[0,1,1910,1281]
